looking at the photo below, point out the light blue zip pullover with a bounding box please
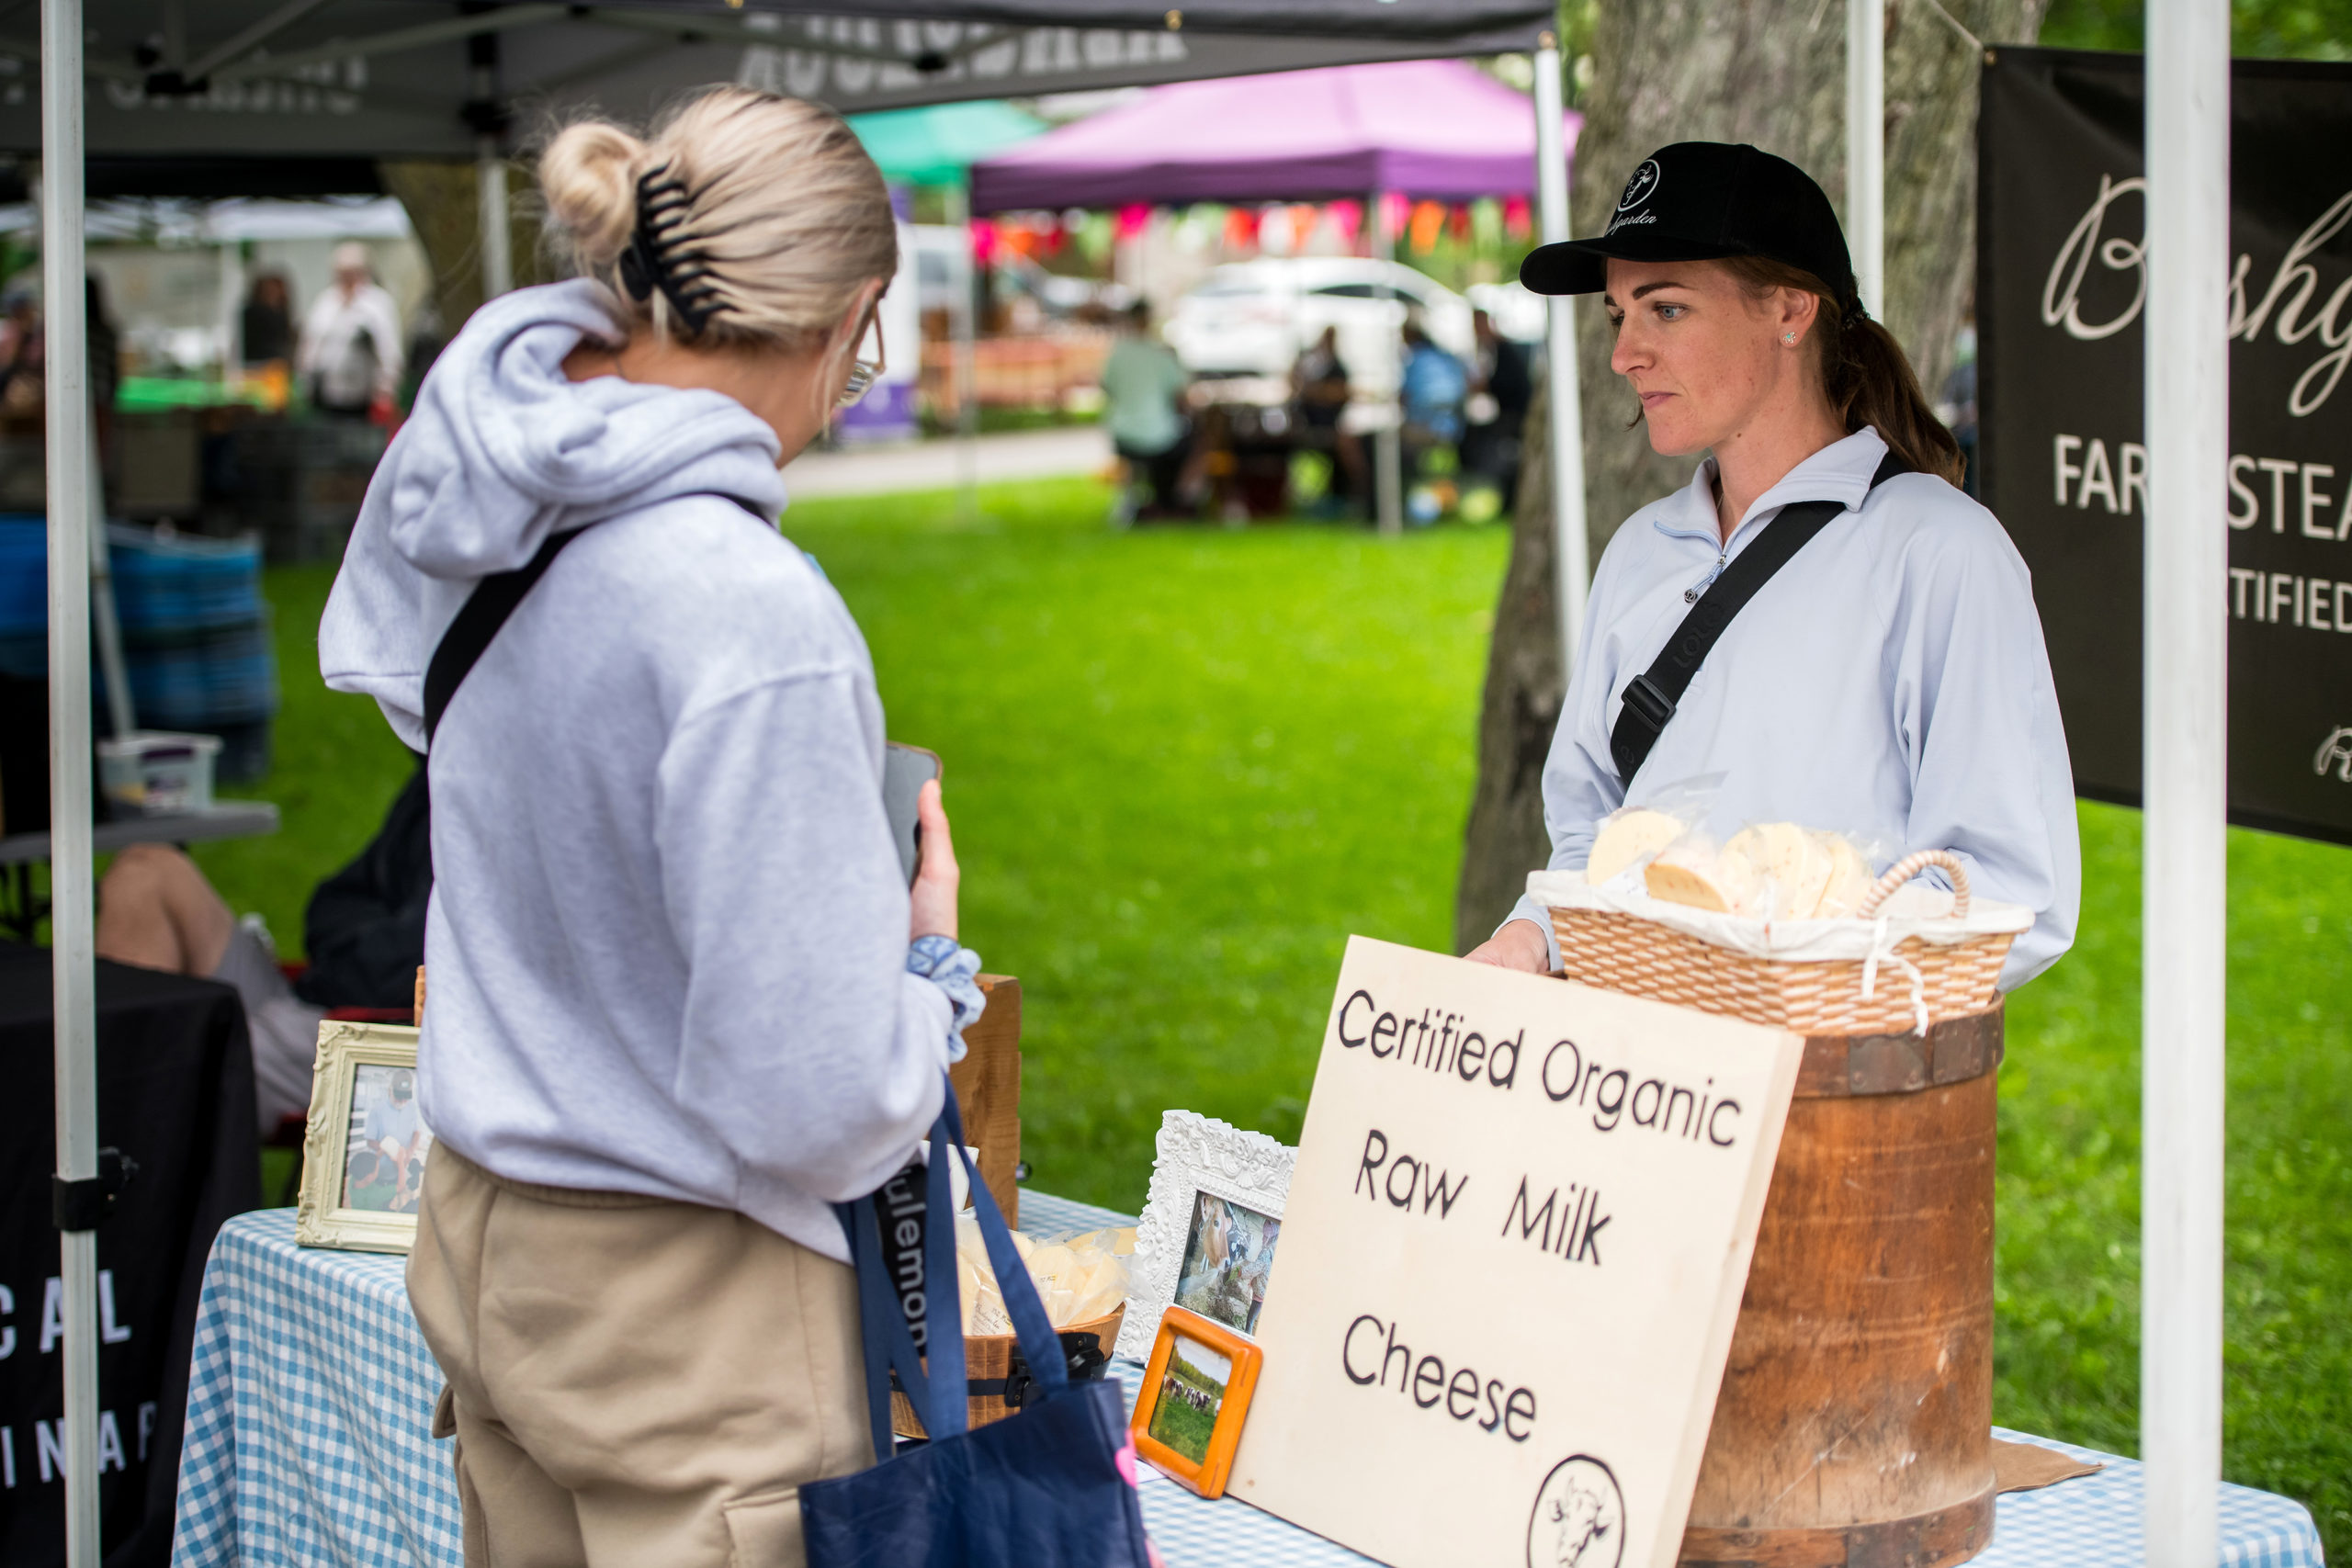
[1502,426,2081,989]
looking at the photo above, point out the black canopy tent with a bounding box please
[28,4,1569,1562]
[0,3,1554,166]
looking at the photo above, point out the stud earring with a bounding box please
[1782,331,1798,344]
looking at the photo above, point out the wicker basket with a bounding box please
[1547,851,2016,1035]
[890,1304,1125,1438]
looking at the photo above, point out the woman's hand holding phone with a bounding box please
[910,778,960,942]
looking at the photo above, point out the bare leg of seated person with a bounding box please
[98,842,326,1127]
[96,843,234,976]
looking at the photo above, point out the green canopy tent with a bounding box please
[850,98,1047,187]
[844,99,1048,493]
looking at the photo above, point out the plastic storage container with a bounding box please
[97,730,220,816]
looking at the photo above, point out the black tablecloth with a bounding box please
[0,942,260,1567]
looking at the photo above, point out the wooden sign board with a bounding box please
[1230,937,1803,1568]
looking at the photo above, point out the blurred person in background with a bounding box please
[1292,325,1365,518]
[0,280,41,412]
[1101,299,1193,520]
[242,272,296,367]
[1462,307,1532,511]
[1398,314,1466,509]
[299,241,404,419]
[93,761,434,1129]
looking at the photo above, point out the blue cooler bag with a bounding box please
[801,1081,1154,1568]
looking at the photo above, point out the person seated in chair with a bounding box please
[96,759,432,1127]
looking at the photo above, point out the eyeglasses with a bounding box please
[837,300,885,408]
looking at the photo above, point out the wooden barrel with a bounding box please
[1679,1003,2002,1567]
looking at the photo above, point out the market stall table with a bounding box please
[171,1190,2325,1566]
[3,941,259,1565]
[0,800,279,942]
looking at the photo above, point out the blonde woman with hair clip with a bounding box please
[318,87,983,1566]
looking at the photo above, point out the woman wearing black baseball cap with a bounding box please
[1469,141,2080,988]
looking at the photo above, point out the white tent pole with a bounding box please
[40,0,103,1562]
[947,181,978,523]
[1532,33,1589,676]
[477,141,513,300]
[2142,0,2230,1559]
[1368,188,1403,536]
[1845,0,1884,316]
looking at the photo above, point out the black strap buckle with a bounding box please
[52,1147,138,1233]
[1619,672,1677,733]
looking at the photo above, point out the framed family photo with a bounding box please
[1130,1306,1264,1499]
[1115,1110,1295,1360]
[295,1021,435,1254]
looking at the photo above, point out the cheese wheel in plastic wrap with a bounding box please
[1645,838,1760,914]
[1726,821,1834,919]
[1811,831,1877,919]
[1586,807,1689,886]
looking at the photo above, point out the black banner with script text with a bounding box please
[1978,46,2352,846]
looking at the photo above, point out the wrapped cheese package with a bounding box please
[1586,807,1690,886]
[1645,834,1760,914]
[956,1216,1136,1333]
[1642,820,1886,919]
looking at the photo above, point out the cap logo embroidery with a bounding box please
[1616,159,1663,214]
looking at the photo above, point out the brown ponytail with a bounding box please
[1721,255,1965,488]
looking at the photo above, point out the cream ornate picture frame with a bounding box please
[1115,1111,1296,1361]
[295,1021,434,1255]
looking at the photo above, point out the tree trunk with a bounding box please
[1453,0,2049,949]
[1453,375,1566,953]
[378,159,550,335]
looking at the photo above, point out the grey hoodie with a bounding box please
[321,280,949,1262]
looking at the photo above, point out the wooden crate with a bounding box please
[956,975,1022,1226]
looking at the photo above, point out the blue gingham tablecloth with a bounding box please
[174,1192,2326,1568]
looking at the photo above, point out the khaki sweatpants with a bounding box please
[405,1145,872,1568]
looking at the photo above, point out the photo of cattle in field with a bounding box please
[1146,1334,1232,1466]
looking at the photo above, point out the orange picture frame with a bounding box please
[1130,1306,1264,1500]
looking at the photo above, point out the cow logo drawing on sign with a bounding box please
[2317,726,2352,783]
[1526,1455,1627,1568]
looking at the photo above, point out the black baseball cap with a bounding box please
[1521,142,1857,308]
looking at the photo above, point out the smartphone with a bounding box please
[883,743,942,887]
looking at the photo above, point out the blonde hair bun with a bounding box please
[535,85,896,353]
[540,120,647,270]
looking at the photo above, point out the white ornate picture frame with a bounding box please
[1116,1111,1297,1361]
[295,1021,435,1255]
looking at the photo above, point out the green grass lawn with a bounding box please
[206,475,2349,1552]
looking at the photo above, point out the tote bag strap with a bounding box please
[840,1078,1075,1461]
[936,1084,1071,1407]
[839,1194,937,1460]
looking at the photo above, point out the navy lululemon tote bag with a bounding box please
[800,1080,1154,1568]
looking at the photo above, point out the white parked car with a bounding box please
[1161,257,1476,402]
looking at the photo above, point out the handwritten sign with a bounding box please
[1229,937,1802,1568]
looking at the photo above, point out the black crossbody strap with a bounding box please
[422,525,589,748]
[1609,452,1908,784]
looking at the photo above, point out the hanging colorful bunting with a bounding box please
[1407,200,1445,254]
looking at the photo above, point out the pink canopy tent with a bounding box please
[967,58,1579,214]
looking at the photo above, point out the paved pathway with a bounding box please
[781,426,1112,500]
